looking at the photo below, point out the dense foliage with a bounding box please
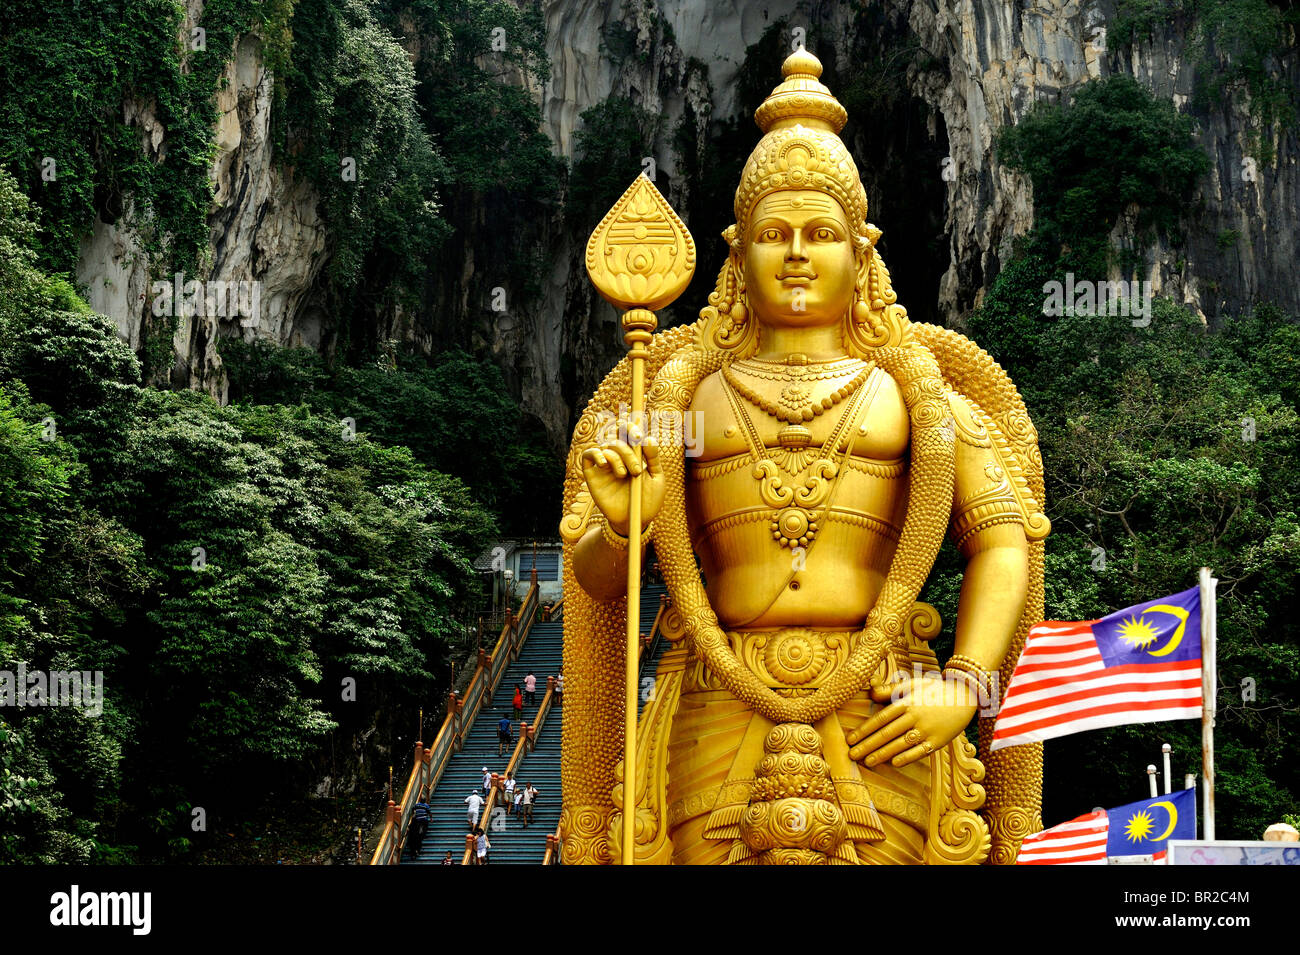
[996,75,1211,271]
[221,339,561,535]
[274,0,447,295]
[0,171,497,862]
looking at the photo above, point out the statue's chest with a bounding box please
[683,367,910,551]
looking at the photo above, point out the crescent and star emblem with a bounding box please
[1115,604,1189,656]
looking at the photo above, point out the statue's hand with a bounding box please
[846,673,978,768]
[580,432,666,537]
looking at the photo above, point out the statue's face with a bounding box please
[743,189,856,329]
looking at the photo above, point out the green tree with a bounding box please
[996,75,1210,272]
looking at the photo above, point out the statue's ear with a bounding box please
[729,246,746,290]
[724,224,746,289]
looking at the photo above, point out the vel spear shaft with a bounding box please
[585,174,695,865]
[622,308,654,866]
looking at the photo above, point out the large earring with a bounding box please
[731,285,748,326]
[852,293,870,326]
[728,256,748,326]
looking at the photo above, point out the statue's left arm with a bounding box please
[849,390,1028,768]
[944,390,1029,679]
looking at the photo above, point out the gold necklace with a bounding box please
[720,361,878,473]
[731,354,863,382]
[722,360,871,426]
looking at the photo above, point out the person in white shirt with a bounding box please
[465,790,484,828]
[481,766,492,796]
[503,772,517,814]
[520,783,539,827]
[524,671,537,706]
[475,827,491,865]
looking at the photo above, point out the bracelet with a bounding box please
[943,654,996,700]
[601,520,629,550]
[600,519,653,551]
[942,667,987,702]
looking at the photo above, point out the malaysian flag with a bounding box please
[1016,809,1109,865]
[991,586,1203,751]
[1017,789,1196,865]
[1106,789,1197,861]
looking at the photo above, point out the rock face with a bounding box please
[74,0,1298,445]
[76,23,328,400]
[889,0,1299,324]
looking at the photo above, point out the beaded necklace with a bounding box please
[723,357,871,426]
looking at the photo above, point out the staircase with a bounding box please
[404,581,669,865]
[404,613,562,865]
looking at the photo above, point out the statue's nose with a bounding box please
[788,228,808,261]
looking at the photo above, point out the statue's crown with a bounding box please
[733,50,867,241]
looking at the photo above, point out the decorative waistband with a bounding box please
[684,627,870,694]
[693,505,902,549]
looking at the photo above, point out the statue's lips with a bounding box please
[778,272,816,285]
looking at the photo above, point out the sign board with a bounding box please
[1167,840,1300,865]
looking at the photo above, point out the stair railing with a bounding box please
[543,818,564,865]
[542,596,564,622]
[369,581,539,864]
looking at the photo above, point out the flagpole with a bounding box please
[1199,566,1218,840]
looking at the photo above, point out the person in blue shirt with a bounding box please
[497,713,512,756]
[407,799,431,859]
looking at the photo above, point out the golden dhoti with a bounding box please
[644,626,943,865]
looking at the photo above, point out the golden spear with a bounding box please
[585,174,695,864]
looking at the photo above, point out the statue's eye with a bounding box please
[814,227,836,241]
[760,228,782,242]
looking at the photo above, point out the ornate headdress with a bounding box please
[733,48,868,243]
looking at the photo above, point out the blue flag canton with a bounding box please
[1093,586,1201,668]
[1106,788,1197,856]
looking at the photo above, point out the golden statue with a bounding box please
[559,49,1050,865]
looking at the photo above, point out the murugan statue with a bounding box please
[559,50,1050,864]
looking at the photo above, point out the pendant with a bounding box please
[776,424,813,449]
[772,507,817,548]
[779,383,812,413]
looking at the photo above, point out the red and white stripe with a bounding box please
[991,621,1202,751]
[1016,810,1108,865]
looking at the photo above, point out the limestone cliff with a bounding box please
[76,20,327,401]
